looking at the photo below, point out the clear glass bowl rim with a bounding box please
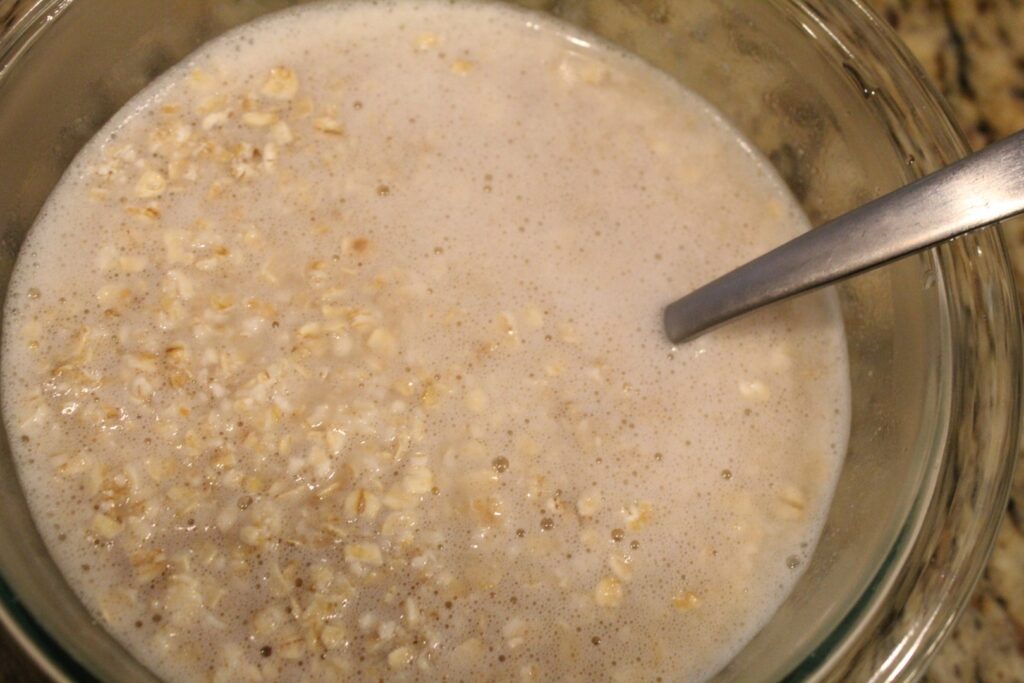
[0,0,1018,681]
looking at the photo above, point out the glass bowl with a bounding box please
[0,0,1018,681]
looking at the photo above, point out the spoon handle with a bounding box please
[664,130,1024,344]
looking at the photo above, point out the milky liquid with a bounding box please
[1,2,850,681]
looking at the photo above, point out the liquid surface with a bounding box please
[2,2,850,681]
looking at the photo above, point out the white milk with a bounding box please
[2,2,849,681]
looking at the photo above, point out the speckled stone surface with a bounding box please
[865,2,1024,682]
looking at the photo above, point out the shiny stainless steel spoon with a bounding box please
[664,130,1024,344]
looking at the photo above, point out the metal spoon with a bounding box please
[664,130,1024,344]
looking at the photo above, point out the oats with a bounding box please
[269,120,293,145]
[144,457,176,482]
[216,505,238,531]
[95,244,119,271]
[402,463,434,495]
[134,555,168,585]
[298,322,323,338]
[594,577,623,607]
[557,53,609,86]
[293,96,315,118]
[769,344,793,371]
[469,494,504,527]
[543,358,565,377]
[163,230,193,266]
[672,590,700,611]
[187,68,215,91]
[388,646,414,670]
[98,586,138,624]
[576,488,602,517]
[129,375,155,401]
[608,552,633,582]
[278,633,306,660]
[134,169,167,198]
[125,353,158,373]
[580,527,603,551]
[252,603,287,637]
[777,484,807,520]
[239,525,265,547]
[403,598,420,625]
[91,512,123,539]
[326,428,347,455]
[622,501,653,531]
[95,286,130,305]
[414,33,440,50]
[119,254,149,274]
[313,117,344,135]
[344,542,383,567]
[503,617,527,650]
[201,111,229,130]
[367,328,398,357]
[557,322,580,345]
[242,111,277,127]
[520,664,541,681]
[165,270,194,300]
[343,489,381,520]
[451,638,484,666]
[261,67,299,100]
[738,379,770,401]
[522,305,544,329]
[382,485,419,511]
[320,624,346,650]
[495,310,521,348]
[166,158,193,182]
[465,387,489,413]
[210,293,235,311]
[238,316,266,336]
[381,511,418,543]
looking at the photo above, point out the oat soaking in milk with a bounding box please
[2,2,850,681]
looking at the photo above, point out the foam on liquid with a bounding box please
[2,2,850,681]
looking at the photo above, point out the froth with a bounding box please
[2,2,849,681]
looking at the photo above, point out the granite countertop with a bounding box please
[0,2,1022,682]
[865,2,1024,682]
